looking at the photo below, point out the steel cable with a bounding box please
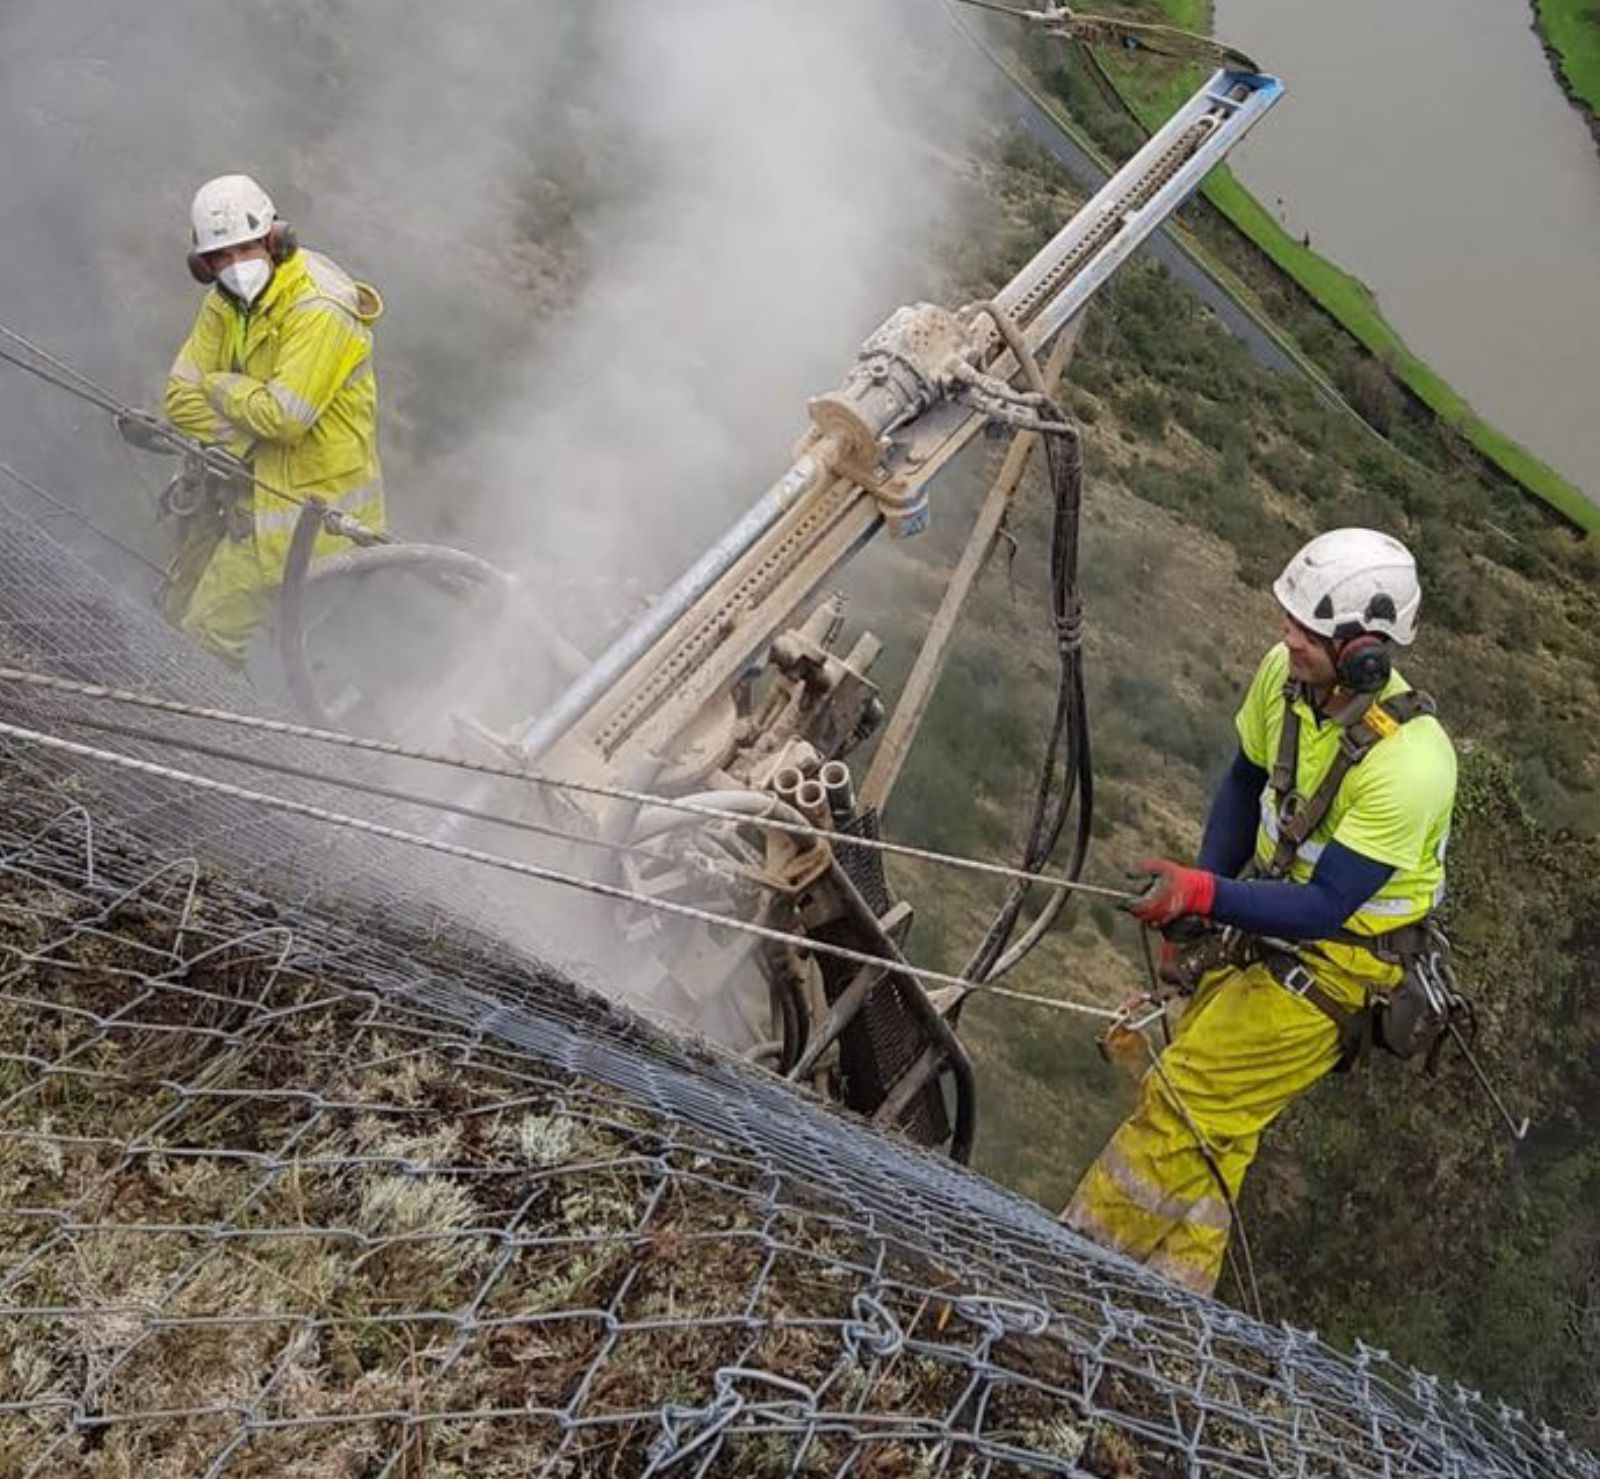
[45,710,629,857]
[0,666,1137,908]
[0,715,1123,1024]
[0,322,132,415]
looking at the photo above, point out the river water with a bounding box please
[1214,0,1600,501]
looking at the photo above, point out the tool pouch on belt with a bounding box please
[1372,968,1450,1062]
[1264,920,1462,1073]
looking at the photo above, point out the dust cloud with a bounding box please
[0,1,990,657]
[0,2,996,1036]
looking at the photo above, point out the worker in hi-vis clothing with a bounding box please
[1064,528,1457,1296]
[163,174,385,665]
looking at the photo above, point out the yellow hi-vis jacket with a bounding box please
[165,247,386,574]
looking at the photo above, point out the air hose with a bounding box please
[960,372,1093,988]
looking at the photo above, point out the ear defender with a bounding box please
[1336,633,1391,693]
[186,250,215,285]
[268,220,298,263]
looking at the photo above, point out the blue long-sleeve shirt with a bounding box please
[1197,748,1266,877]
[1195,747,1394,940]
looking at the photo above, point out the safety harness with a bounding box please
[1264,683,1435,878]
[1149,684,1525,1134]
[1254,681,1445,1069]
[1160,682,1450,1070]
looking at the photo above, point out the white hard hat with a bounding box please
[189,174,276,255]
[1273,527,1421,646]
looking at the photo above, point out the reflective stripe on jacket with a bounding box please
[165,248,386,575]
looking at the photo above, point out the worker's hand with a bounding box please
[1122,857,1216,927]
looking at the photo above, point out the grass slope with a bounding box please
[851,119,1600,1440]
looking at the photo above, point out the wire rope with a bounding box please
[46,711,629,857]
[0,716,1124,1024]
[0,666,1139,908]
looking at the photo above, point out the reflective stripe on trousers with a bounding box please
[1062,958,1345,1298]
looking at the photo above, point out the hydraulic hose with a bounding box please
[276,500,512,728]
[961,404,1093,988]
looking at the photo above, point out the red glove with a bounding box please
[1124,857,1216,927]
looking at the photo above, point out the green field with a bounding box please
[1535,0,1600,116]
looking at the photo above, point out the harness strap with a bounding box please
[1259,947,1353,1024]
[1253,683,1441,1050]
[1264,683,1437,880]
[1325,919,1433,963]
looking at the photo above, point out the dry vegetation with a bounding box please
[0,795,1221,1478]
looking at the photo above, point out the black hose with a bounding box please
[276,501,328,723]
[276,501,511,729]
[960,412,1093,986]
[761,939,809,1079]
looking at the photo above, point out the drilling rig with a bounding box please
[272,58,1282,1160]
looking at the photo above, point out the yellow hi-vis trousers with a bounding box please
[1063,958,1358,1296]
[166,528,273,667]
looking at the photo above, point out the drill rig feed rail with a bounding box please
[487,68,1280,1156]
[516,68,1279,780]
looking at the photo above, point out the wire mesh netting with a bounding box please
[1,497,1597,1477]
[0,476,602,985]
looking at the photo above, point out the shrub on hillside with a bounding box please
[1340,352,1404,434]
[1122,385,1168,438]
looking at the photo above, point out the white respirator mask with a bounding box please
[218,258,272,306]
